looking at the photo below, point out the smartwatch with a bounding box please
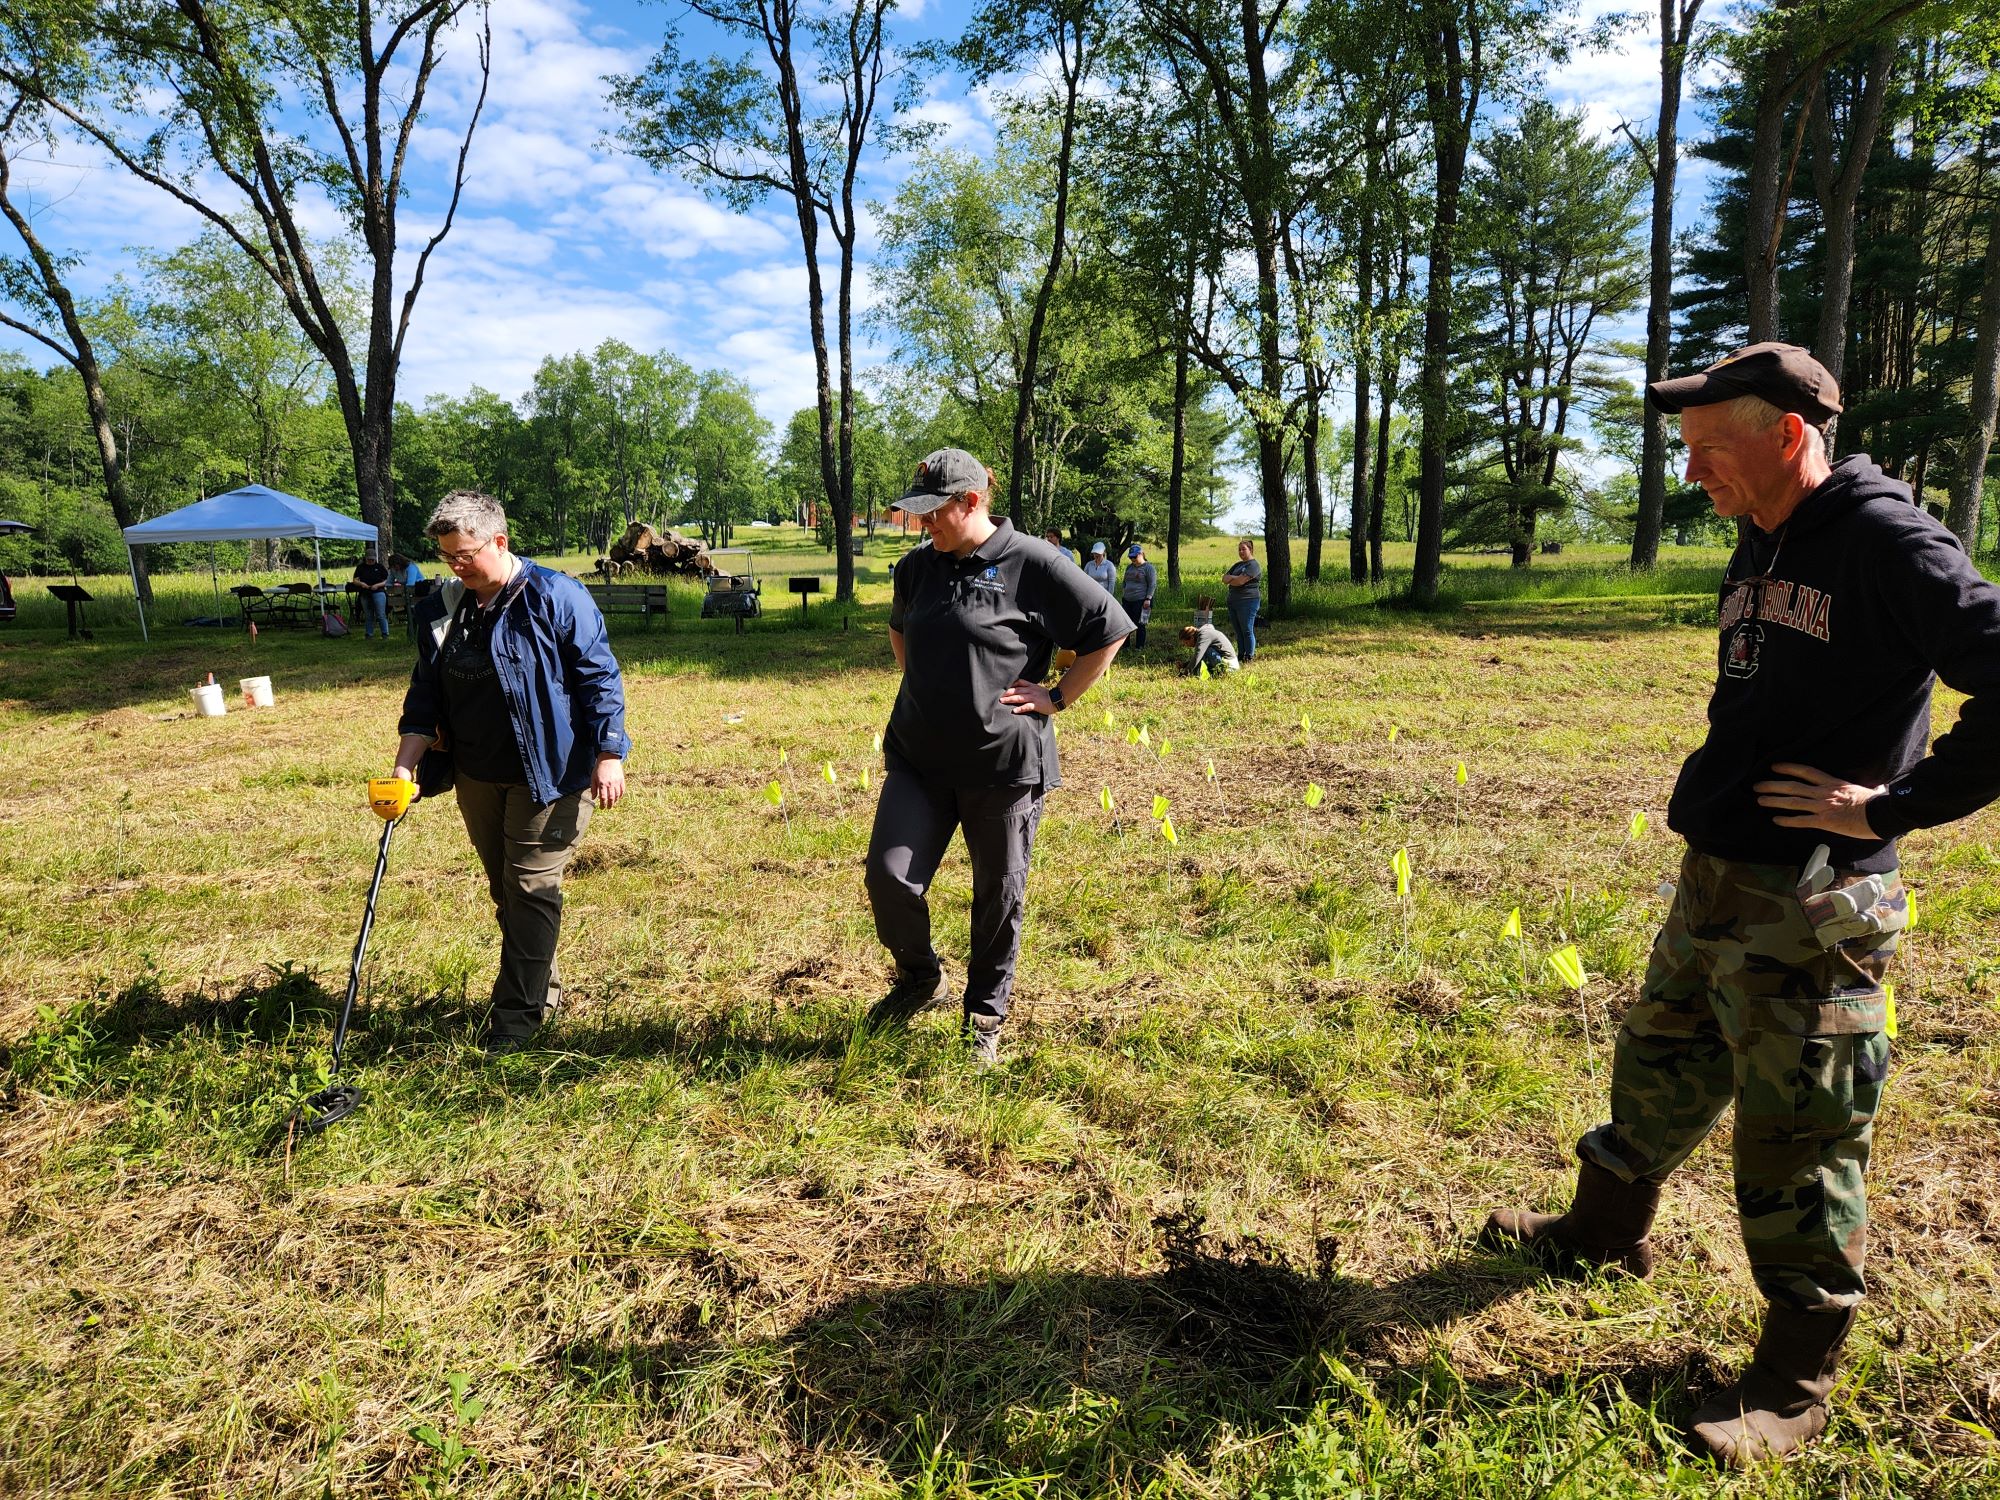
[1048,680,1067,713]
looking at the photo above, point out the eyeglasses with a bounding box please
[439,537,497,566]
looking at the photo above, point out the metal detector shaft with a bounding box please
[329,815,399,1075]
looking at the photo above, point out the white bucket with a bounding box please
[189,683,227,718]
[239,675,274,709]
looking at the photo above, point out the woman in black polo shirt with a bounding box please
[863,448,1133,1066]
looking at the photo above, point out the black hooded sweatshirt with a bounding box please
[1668,454,2000,874]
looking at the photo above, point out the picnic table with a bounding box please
[230,582,344,629]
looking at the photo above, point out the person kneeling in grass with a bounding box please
[863,448,1134,1067]
[1179,621,1237,676]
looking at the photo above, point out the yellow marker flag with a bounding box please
[1548,945,1587,990]
[1391,847,1412,896]
[1502,907,1522,939]
[1906,890,1917,932]
[1629,810,1648,840]
[1882,981,1898,1040]
[1160,817,1179,846]
[1100,786,1115,813]
[1127,726,1141,745]
[1101,708,1114,729]
[1246,672,1258,686]
[1204,758,1217,782]
[763,780,783,807]
[1152,794,1171,821]
[1159,739,1172,756]
[1138,724,1152,746]
[1051,720,1059,738]
[1455,761,1468,787]
[822,761,837,785]
[871,732,882,754]
[859,767,871,791]
[1303,782,1325,808]
[1300,711,1312,734]
[1388,725,1400,744]
[778,747,788,766]
[1198,661,1210,681]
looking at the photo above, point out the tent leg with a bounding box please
[128,546,148,642]
[210,543,219,613]
[314,540,326,623]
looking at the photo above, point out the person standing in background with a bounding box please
[1084,541,1116,593]
[1120,543,1157,647]
[1224,540,1261,661]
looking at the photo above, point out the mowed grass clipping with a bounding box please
[3,540,2000,1498]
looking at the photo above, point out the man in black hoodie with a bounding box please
[1480,343,2000,1467]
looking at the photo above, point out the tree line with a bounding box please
[2,0,1996,612]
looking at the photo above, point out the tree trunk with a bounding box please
[1946,188,2000,549]
[1350,186,1374,584]
[1167,328,1189,591]
[1808,39,1895,420]
[1632,0,1701,570]
[1411,3,1475,609]
[1371,367,1395,583]
[1009,22,1084,525]
[1302,383,1325,583]
[1743,26,1802,343]
[1241,0,1291,616]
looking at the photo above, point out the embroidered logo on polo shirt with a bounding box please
[970,564,1006,593]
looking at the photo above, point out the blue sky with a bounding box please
[3,0,1710,516]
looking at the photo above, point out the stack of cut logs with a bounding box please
[597,522,714,578]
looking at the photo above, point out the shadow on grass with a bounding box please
[556,1211,1702,1489]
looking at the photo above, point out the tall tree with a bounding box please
[2,0,493,557]
[957,1,1114,524]
[0,94,147,598]
[1946,174,2000,547]
[1460,100,1647,563]
[613,1,902,605]
[1628,0,1706,570]
[1409,0,1483,607]
[1134,0,1300,616]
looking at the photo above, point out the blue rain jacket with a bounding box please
[399,562,630,807]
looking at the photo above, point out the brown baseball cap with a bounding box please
[1645,341,1842,423]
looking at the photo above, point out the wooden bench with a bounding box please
[583,581,671,627]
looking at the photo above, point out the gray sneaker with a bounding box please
[865,968,947,1030]
[966,1013,1003,1069]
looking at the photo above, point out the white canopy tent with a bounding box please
[121,485,377,641]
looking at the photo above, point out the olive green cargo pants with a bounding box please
[1579,849,1901,1313]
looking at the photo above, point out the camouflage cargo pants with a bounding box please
[1579,848,1901,1313]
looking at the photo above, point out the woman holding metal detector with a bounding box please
[864,448,1134,1067]
[393,490,630,1053]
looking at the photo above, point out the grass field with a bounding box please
[4,530,1998,1497]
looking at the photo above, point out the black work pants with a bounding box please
[864,759,1045,1023]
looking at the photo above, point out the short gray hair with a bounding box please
[426,489,506,542]
[1722,394,1828,454]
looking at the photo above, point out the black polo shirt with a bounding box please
[886,518,1134,788]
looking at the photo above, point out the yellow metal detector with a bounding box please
[283,776,418,1141]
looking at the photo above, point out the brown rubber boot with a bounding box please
[1691,1304,1855,1468]
[1477,1159,1660,1277]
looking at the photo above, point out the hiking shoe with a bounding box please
[865,968,947,1030]
[481,1028,537,1056]
[1691,1305,1855,1468]
[966,1013,1003,1069]
[1478,1159,1661,1278]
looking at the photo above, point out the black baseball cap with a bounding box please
[1646,342,1843,423]
[895,448,991,515]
